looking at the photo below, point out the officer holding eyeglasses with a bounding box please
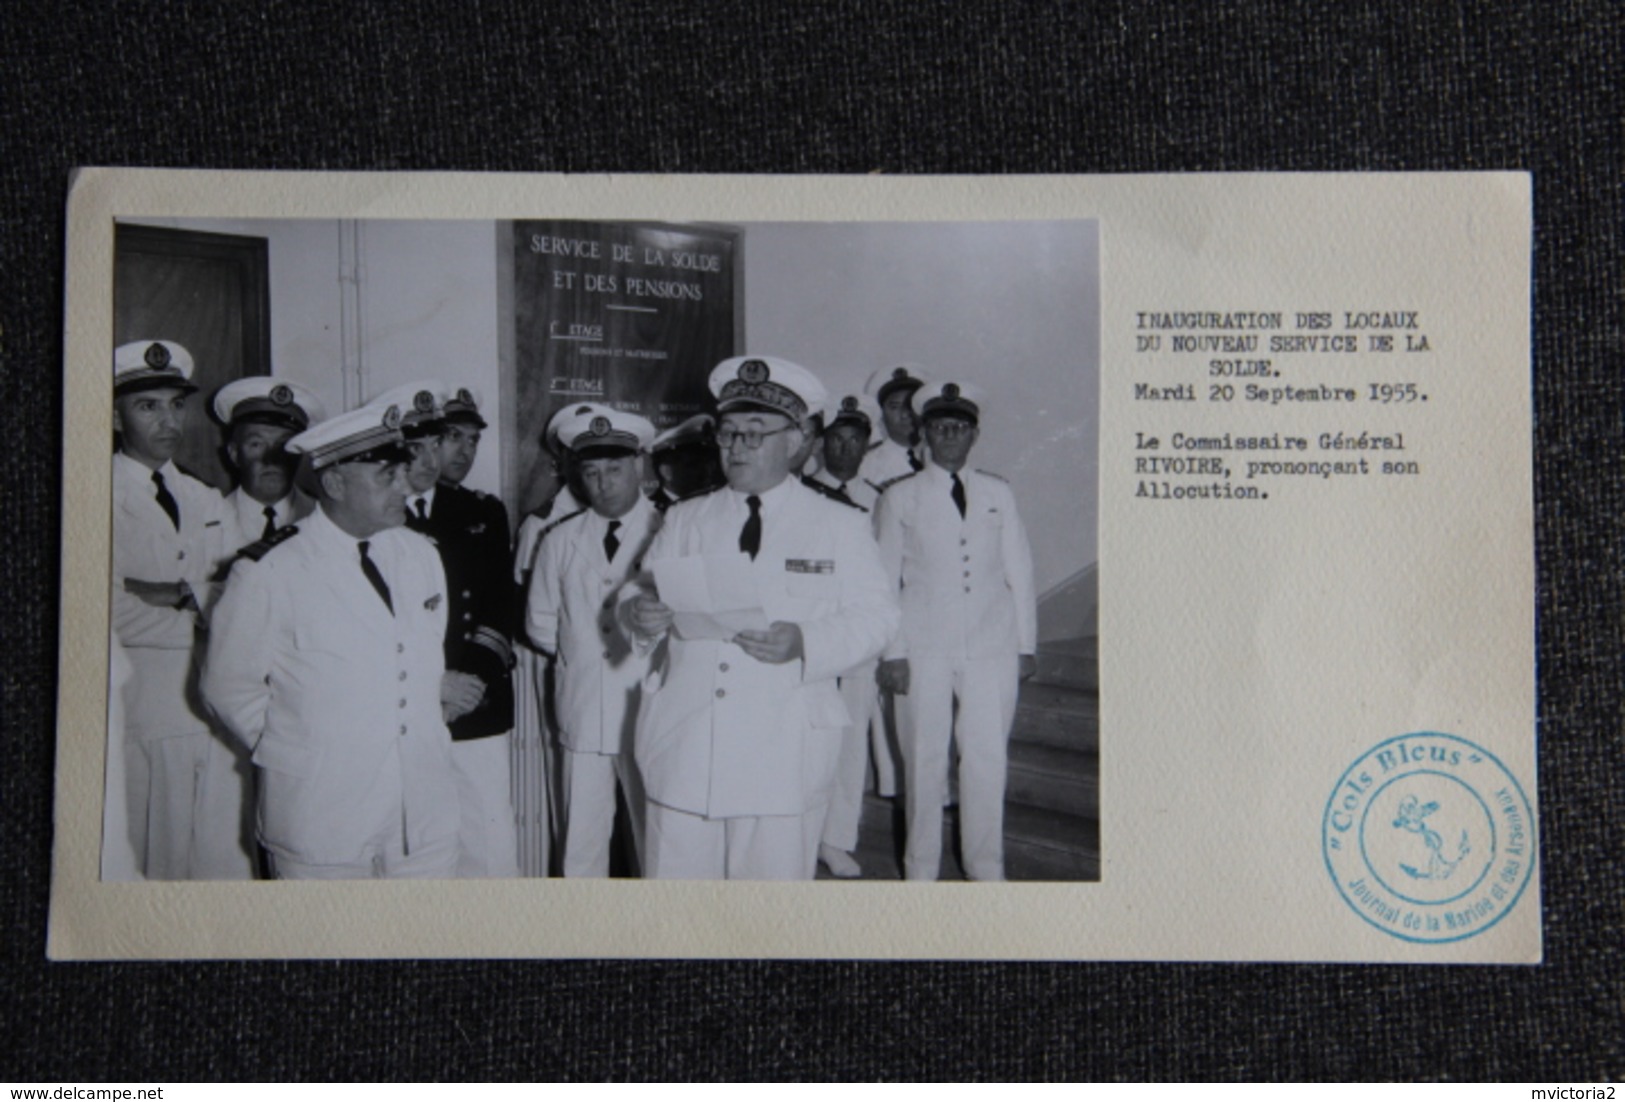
[874,380,1037,881]
[621,355,899,880]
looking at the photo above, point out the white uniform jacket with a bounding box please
[222,486,315,555]
[858,437,921,496]
[624,479,900,819]
[202,506,458,866]
[526,496,661,755]
[873,465,1037,661]
[111,453,230,741]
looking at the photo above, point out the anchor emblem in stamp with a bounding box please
[1322,732,1535,944]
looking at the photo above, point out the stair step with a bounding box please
[1034,645,1098,693]
[1004,802,1099,864]
[1012,681,1099,753]
[1008,741,1099,819]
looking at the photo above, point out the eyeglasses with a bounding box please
[715,425,797,450]
[926,419,976,438]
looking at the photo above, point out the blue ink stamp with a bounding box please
[1323,732,1535,943]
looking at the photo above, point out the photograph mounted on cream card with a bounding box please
[51,170,1530,962]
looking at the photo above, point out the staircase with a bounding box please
[835,636,1100,881]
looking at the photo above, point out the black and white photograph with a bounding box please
[102,214,1101,886]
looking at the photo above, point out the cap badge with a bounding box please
[891,366,909,382]
[144,343,172,370]
[943,383,961,401]
[841,395,858,412]
[270,384,293,406]
[382,404,403,430]
[576,405,594,415]
[457,388,474,405]
[589,416,612,436]
[413,390,435,413]
[738,359,770,385]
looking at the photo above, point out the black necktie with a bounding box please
[603,519,621,562]
[151,470,180,530]
[739,495,762,560]
[358,540,394,614]
[950,473,967,519]
[908,449,924,472]
[260,505,278,541]
[410,497,429,530]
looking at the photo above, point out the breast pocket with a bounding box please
[784,570,838,603]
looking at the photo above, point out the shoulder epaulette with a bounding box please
[536,507,587,545]
[871,471,918,495]
[974,468,1008,483]
[240,524,300,561]
[800,475,867,512]
[214,524,299,581]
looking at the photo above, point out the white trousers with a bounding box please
[644,800,825,880]
[821,660,877,853]
[451,733,521,878]
[557,746,646,877]
[901,654,1019,881]
[270,820,458,880]
[124,731,255,881]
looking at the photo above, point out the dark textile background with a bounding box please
[2,1,1619,1082]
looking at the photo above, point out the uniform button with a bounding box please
[719,662,730,672]
[177,550,186,560]
[398,698,407,708]
[715,688,726,699]
[602,651,611,659]
[463,632,473,641]
[963,571,971,578]
[963,586,971,593]
[959,538,967,547]
[396,643,405,654]
[398,671,407,681]
[399,725,407,736]
[462,613,473,621]
[962,555,970,563]
[462,589,472,598]
[601,623,611,633]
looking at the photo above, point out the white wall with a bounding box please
[742,221,1100,596]
[121,217,505,495]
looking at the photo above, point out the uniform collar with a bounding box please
[585,494,651,534]
[231,486,295,524]
[407,484,438,518]
[727,474,796,513]
[113,451,178,485]
[311,502,386,552]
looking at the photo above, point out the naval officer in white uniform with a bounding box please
[525,404,661,877]
[857,363,927,492]
[109,339,249,880]
[802,391,889,879]
[202,401,460,879]
[874,380,1037,881]
[622,356,899,880]
[212,377,324,554]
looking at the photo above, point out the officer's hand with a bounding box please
[877,658,910,695]
[733,621,804,665]
[627,594,675,640]
[1018,654,1038,682]
[441,671,485,722]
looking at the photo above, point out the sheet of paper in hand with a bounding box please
[651,553,769,641]
[50,170,1534,961]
